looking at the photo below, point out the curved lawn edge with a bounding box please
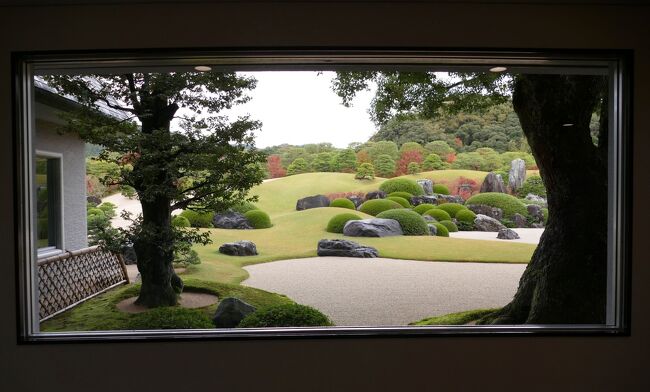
[410,308,501,326]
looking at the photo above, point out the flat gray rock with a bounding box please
[497,228,520,240]
[219,240,258,256]
[296,194,330,211]
[467,204,504,221]
[512,213,528,228]
[410,195,438,206]
[364,190,387,201]
[474,214,507,232]
[213,298,256,328]
[343,218,403,237]
[213,211,252,229]
[317,239,378,258]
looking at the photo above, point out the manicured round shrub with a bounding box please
[244,210,272,229]
[127,307,214,330]
[435,202,467,218]
[517,175,547,198]
[358,199,403,216]
[329,198,356,210]
[455,209,477,224]
[237,304,333,328]
[230,201,258,214]
[413,203,437,215]
[87,207,106,218]
[388,191,414,200]
[326,213,362,233]
[439,220,459,233]
[423,208,452,222]
[376,209,429,236]
[387,196,411,208]
[433,222,449,237]
[542,208,549,224]
[180,210,214,228]
[432,184,450,195]
[465,192,528,218]
[171,215,191,228]
[379,178,424,196]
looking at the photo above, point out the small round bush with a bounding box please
[423,208,452,222]
[230,201,258,214]
[358,199,403,216]
[127,307,214,330]
[387,196,411,208]
[379,178,424,196]
[413,203,437,215]
[435,202,467,218]
[439,220,459,233]
[465,192,528,218]
[237,304,333,328]
[180,210,213,228]
[244,210,272,229]
[433,184,450,195]
[171,215,191,228]
[388,191,414,200]
[517,175,547,198]
[329,198,356,210]
[87,207,106,218]
[455,209,477,224]
[433,222,449,237]
[376,209,429,236]
[326,213,362,233]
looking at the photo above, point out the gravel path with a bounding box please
[101,193,180,229]
[450,228,544,244]
[243,257,526,326]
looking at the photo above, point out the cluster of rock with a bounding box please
[212,211,253,229]
[317,239,379,258]
[219,240,258,256]
[343,219,403,237]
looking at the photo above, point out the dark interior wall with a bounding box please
[1,2,648,391]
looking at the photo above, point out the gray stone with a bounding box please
[410,195,438,206]
[497,228,520,240]
[525,193,547,206]
[423,215,436,222]
[527,204,544,222]
[466,204,504,220]
[512,213,529,228]
[317,239,378,258]
[474,214,507,232]
[417,179,434,195]
[436,194,465,204]
[508,158,527,191]
[347,195,364,208]
[427,224,438,236]
[120,243,137,265]
[218,240,258,256]
[86,195,102,206]
[296,194,330,211]
[364,190,387,201]
[480,172,507,193]
[343,218,403,237]
[212,298,256,328]
[213,211,252,229]
[531,223,545,228]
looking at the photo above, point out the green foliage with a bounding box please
[374,154,396,177]
[311,152,335,172]
[97,202,117,218]
[368,140,399,162]
[171,215,191,228]
[411,308,499,326]
[126,307,214,330]
[433,222,450,237]
[329,198,356,210]
[376,209,429,236]
[422,153,444,170]
[455,209,477,223]
[399,141,425,154]
[433,184,450,195]
[355,162,375,180]
[388,191,414,199]
[439,220,459,233]
[387,196,411,208]
[435,203,467,218]
[424,208,452,222]
[451,152,487,171]
[542,208,549,224]
[425,140,455,156]
[335,148,358,173]
[237,304,333,328]
[379,177,425,196]
[413,203,437,214]
[456,221,475,231]
[244,210,272,229]
[230,201,259,214]
[407,162,421,174]
[326,213,362,233]
[287,158,310,176]
[500,151,537,170]
[180,210,214,228]
[517,175,547,198]
[173,240,201,266]
[372,118,452,146]
[465,192,528,218]
[358,199,404,216]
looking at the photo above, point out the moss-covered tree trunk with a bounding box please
[489,74,608,324]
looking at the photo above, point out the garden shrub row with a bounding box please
[376,209,429,236]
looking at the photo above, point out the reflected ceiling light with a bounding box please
[194,65,212,72]
[489,66,508,73]
[562,123,574,127]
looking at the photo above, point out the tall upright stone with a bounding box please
[480,172,506,193]
[416,179,434,195]
[508,159,527,192]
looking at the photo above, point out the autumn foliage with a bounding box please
[266,154,286,178]
[394,150,423,176]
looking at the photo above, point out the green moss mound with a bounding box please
[465,192,528,218]
[455,209,477,224]
[517,175,546,198]
[180,210,214,228]
[439,220,459,233]
[387,196,412,208]
[127,307,214,330]
[230,201,259,214]
[329,198,356,210]
[376,209,429,236]
[244,210,272,229]
[388,191,414,200]
[433,184,450,195]
[379,178,424,196]
[171,215,191,228]
[413,203,437,215]
[435,202,467,217]
[433,222,450,237]
[358,199,404,216]
[424,208,452,222]
[411,308,499,326]
[326,213,362,233]
[238,304,333,328]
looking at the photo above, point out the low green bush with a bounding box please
[388,191,414,200]
[97,202,117,218]
[517,175,546,198]
[244,210,272,229]
[326,213,362,233]
[237,304,333,328]
[171,215,191,228]
[465,192,528,218]
[329,198,356,210]
[413,203,437,214]
[433,184,450,195]
[358,199,403,216]
[433,222,449,237]
[435,202,467,218]
[376,209,429,236]
[180,210,214,228]
[230,201,259,214]
[127,307,214,330]
[456,221,474,231]
[439,220,459,233]
[424,208,452,222]
[87,207,106,218]
[387,196,411,208]
[455,209,477,224]
[379,178,424,196]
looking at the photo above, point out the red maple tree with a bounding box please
[394,150,423,176]
[266,154,286,178]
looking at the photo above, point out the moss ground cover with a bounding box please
[410,308,500,326]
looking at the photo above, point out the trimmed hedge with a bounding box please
[465,192,528,218]
[358,199,403,216]
[244,210,272,229]
[424,208,452,222]
[180,210,214,228]
[433,184,450,195]
[326,213,362,233]
[171,215,191,228]
[127,307,214,330]
[388,191,414,200]
[433,222,450,237]
[238,304,333,328]
[329,198,357,210]
[387,196,411,208]
[439,220,459,233]
[455,209,477,224]
[413,203,437,215]
[435,202,467,218]
[376,209,429,236]
[379,178,425,196]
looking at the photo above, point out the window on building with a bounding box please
[35,154,62,256]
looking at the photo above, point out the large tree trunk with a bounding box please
[488,75,608,324]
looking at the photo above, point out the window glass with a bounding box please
[35,156,60,251]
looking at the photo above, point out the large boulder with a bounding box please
[508,158,527,192]
[317,239,378,258]
[213,211,252,229]
[436,194,465,204]
[512,213,529,228]
[347,195,364,208]
[427,224,438,236]
[212,298,256,328]
[497,228,520,240]
[527,204,544,223]
[466,204,504,221]
[296,194,330,211]
[417,179,434,196]
[343,218,403,237]
[480,172,506,193]
[410,195,438,206]
[364,190,387,201]
[474,214,507,232]
[218,241,258,256]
